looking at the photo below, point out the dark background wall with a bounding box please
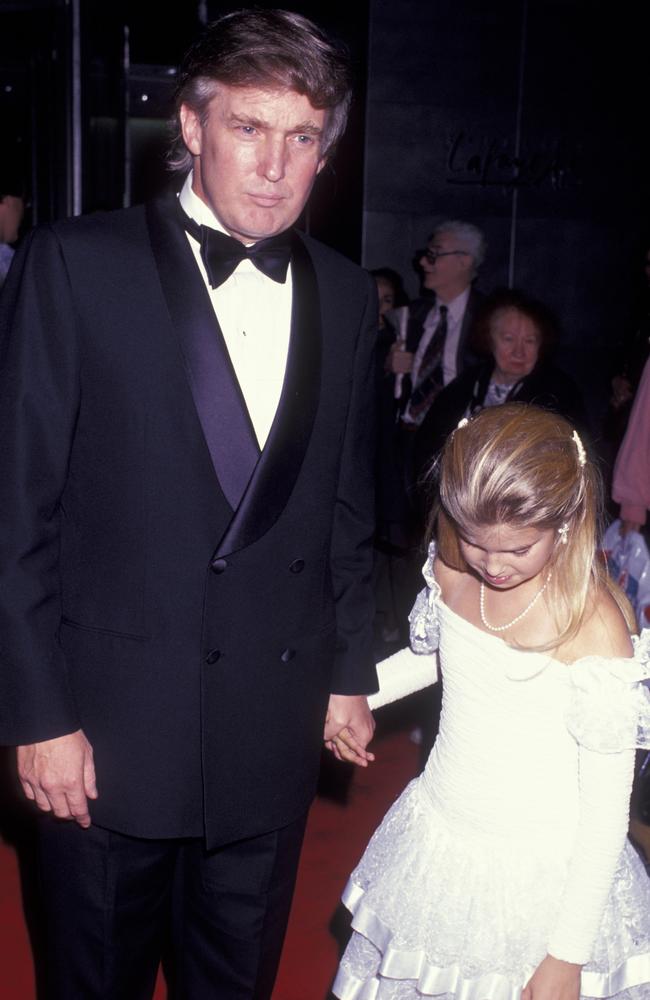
[0,0,368,261]
[363,0,649,423]
[2,0,649,425]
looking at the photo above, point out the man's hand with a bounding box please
[323,694,375,767]
[17,729,98,828]
[521,954,581,1000]
[385,343,413,375]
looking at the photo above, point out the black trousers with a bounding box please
[34,813,307,1000]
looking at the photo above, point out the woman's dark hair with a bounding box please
[168,8,352,172]
[370,267,409,308]
[471,288,560,359]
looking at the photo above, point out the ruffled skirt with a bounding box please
[332,777,650,1000]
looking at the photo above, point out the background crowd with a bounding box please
[371,224,650,662]
[0,4,649,995]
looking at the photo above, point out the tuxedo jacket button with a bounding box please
[211,558,228,574]
[289,559,305,574]
[280,648,296,663]
[205,649,222,664]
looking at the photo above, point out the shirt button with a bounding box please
[280,648,296,663]
[211,558,228,574]
[289,559,305,574]
[205,649,222,664]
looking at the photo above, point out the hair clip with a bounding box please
[571,430,586,467]
[456,417,469,429]
[557,522,569,544]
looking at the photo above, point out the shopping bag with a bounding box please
[602,519,650,628]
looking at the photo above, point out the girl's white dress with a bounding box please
[333,545,650,1000]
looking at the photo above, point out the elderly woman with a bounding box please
[413,288,587,479]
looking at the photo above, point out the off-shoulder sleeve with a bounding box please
[547,633,650,964]
[565,630,650,753]
[367,543,441,711]
[409,541,442,655]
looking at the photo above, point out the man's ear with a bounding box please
[180,103,202,157]
[316,156,328,175]
[460,254,475,280]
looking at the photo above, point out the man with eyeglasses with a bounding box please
[376,220,486,647]
[386,219,487,426]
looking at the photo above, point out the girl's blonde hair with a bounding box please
[430,403,635,649]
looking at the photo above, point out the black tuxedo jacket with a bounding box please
[0,195,377,848]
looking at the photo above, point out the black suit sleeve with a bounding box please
[0,227,81,744]
[329,274,378,696]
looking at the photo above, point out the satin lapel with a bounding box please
[214,233,321,557]
[145,196,260,512]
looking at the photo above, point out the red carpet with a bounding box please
[273,721,420,1000]
[0,711,420,1000]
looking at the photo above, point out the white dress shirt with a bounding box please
[179,173,292,449]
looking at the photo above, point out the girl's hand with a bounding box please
[521,955,581,1000]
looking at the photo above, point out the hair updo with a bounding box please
[432,403,633,649]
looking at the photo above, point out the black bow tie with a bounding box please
[179,204,292,289]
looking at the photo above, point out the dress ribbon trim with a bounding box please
[335,880,650,1000]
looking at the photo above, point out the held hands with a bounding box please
[521,954,581,1000]
[324,694,376,767]
[17,729,98,828]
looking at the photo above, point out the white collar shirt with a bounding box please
[403,287,471,424]
[179,172,292,449]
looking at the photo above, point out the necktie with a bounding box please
[179,204,292,289]
[408,304,448,423]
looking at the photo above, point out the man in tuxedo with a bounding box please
[0,10,376,999]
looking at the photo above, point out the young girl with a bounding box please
[333,404,650,1000]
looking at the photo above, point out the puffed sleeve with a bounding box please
[409,541,442,654]
[367,543,440,710]
[565,631,650,752]
[547,633,650,964]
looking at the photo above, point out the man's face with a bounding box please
[181,83,328,243]
[418,230,474,300]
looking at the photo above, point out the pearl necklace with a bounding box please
[479,574,551,633]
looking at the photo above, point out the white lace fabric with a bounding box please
[333,544,650,999]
